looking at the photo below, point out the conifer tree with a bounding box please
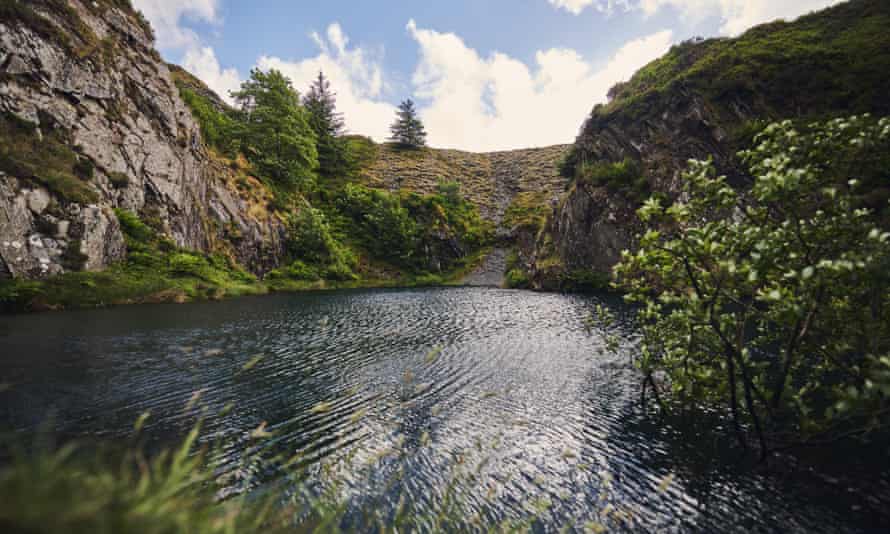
[303,71,349,177]
[388,99,427,149]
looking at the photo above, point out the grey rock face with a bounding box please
[530,88,750,288]
[0,1,285,279]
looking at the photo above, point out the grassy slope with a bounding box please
[570,0,890,164]
[361,144,568,222]
[541,0,890,291]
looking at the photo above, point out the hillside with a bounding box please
[528,0,890,290]
[361,144,568,227]
[0,0,567,309]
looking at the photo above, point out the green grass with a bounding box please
[0,210,265,313]
[605,0,890,120]
[0,112,98,205]
[574,158,650,204]
[562,0,890,179]
[0,206,496,313]
[0,427,289,534]
[502,192,549,233]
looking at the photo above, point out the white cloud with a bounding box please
[548,0,844,35]
[406,20,673,151]
[639,0,845,35]
[133,1,242,106]
[181,46,241,105]
[257,24,396,141]
[548,0,631,15]
[131,0,221,50]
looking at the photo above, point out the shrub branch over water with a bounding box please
[615,115,890,458]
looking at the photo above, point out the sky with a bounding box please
[132,0,845,151]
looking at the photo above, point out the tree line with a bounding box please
[209,68,427,193]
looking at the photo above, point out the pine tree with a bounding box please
[303,71,348,177]
[388,99,427,149]
[303,71,345,138]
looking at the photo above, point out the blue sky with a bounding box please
[132,0,843,150]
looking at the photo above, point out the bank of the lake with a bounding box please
[0,246,493,314]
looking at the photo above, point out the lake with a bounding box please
[0,287,885,531]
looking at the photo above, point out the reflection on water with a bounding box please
[0,287,883,531]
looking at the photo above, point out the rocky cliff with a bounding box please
[0,0,285,280]
[530,0,890,290]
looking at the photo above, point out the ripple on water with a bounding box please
[0,287,880,532]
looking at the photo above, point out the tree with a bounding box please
[303,71,349,178]
[231,68,318,191]
[615,115,890,458]
[388,99,427,149]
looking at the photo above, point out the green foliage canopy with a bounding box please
[283,205,357,281]
[231,69,319,191]
[615,115,890,456]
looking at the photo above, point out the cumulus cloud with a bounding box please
[639,0,845,35]
[256,24,396,141]
[407,20,673,150]
[181,46,241,105]
[133,1,242,105]
[131,0,221,50]
[548,0,631,15]
[548,0,844,35]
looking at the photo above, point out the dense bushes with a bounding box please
[615,115,890,456]
[559,154,651,205]
[280,206,356,281]
[338,184,420,266]
[335,183,491,272]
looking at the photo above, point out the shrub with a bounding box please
[114,209,153,244]
[272,260,321,281]
[338,184,419,266]
[168,253,210,280]
[284,207,356,281]
[73,157,94,180]
[505,268,530,289]
[436,180,462,204]
[576,158,648,202]
[615,115,890,457]
[503,192,549,233]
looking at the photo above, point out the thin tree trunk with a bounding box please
[726,354,747,450]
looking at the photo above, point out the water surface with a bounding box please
[0,288,883,531]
